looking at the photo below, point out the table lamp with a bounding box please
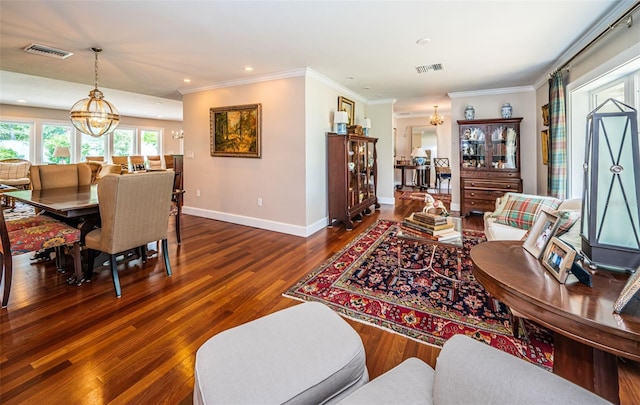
[53,146,71,164]
[411,147,428,165]
[334,111,348,135]
[361,118,371,137]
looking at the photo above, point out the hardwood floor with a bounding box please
[1,193,639,404]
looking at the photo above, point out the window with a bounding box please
[0,121,31,160]
[141,129,160,156]
[42,124,72,164]
[568,58,640,198]
[81,133,107,161]
[112,128,135,156]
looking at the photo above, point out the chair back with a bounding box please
[129,155,145,171]
[434,158,450,169]
[86,156,104,162]
[30,163,92,190]
[95,171,174,254]
[163,155,174,170]
[147,155,162,170]
[111,156,130,173]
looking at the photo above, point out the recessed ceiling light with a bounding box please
[244,67,253,71]
[346,76,355,80]
[416,37,431,45]
[16,99,27,103]
[183,78,191,83]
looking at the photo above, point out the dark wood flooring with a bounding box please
[1,192,639,404]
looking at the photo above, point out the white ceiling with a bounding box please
[0,0,631,122]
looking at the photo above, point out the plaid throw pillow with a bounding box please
[495,195,561,230]
[551,209,580,236]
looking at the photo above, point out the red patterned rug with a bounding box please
[284,219,553,369]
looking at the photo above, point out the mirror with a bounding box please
[411,125,438,186]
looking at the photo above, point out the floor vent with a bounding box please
[415,63,444,73]
[23,43,73,59]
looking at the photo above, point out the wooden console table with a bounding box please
[394,164,429,190]
[470,241,640,404]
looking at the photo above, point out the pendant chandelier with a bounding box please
[70,47,120,137]
[430,105,444,126]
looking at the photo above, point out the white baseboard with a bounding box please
[182,206,326,237]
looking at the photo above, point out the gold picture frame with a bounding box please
[541,237,576,283]
[338,96,355,126]
[210,103,262,158]
[542,103,549,126]
[541,129,549,165]
[523,210,559,259]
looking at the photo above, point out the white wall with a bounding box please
[367,102,395,205]
[182,76,309,235]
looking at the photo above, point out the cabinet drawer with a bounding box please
[461,170,520,179]
[464,189,507,200]
[463,199,496,213]
[463,178,521,191]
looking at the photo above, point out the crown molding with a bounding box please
[448,86,534,99]
[179,68,309,94]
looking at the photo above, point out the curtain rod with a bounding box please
[555,1,639,74]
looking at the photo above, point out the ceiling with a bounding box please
[0,0,630,122]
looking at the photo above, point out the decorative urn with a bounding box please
[501,103,513,119]
[464,106,475,120]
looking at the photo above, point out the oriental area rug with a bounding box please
[284,219,553,369]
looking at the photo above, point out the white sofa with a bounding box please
[483,192,582,249]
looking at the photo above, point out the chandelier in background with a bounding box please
[70,48,120,137]
[430,105,444,126]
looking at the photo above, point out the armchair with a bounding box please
[84,171,175,297]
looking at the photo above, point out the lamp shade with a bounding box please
[361,118,371,128]
[52,146,71,158]
[411,147,428,165]
[580,98,640,269]
[334,111,349,124]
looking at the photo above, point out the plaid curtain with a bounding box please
[548,71,567,199]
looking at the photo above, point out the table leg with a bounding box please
[553,332,620,404]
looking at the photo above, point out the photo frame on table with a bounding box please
[210,103,262,158]
[541,237,576,283]
[523,210,559,259]
[338,96,355,126]
[613,267,640,314]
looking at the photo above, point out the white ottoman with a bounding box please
[194,302,369,405]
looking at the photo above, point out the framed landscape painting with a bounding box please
[210,103,262,158]
[338,96,355,126]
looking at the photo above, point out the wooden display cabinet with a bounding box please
[458,118,523,216]
[327,133,379,230]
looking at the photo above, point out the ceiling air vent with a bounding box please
[415,63,443,73]
[23,43,73,59]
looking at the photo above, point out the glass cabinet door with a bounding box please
[489,125,518,170]
[460,127,487,169]
[347,138,376,207]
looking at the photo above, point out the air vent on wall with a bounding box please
[415,63,443,73]
[23,43,73,59]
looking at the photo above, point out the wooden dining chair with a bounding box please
[129,155,145,172]
[84,171,175,297]
[111,156,129,173]
[163,155,174,170]
[0,209,82,307]
[147,155,162,170]
[85,156,104,162]
[434,158,452,193]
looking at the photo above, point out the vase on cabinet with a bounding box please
[464,106,475,120]
[501,103,513,119]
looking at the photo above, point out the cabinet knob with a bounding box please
[470,192,475,196]
[470,201,475,205]
[506,185,511,189]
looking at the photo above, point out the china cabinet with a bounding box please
[327,133,379,230]
[458,118,523,216]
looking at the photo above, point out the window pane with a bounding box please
[112,128,134,156]
[141,130,160,156]
[81,133,106,161]
[42,124,72,164]
[593,82,624,106]
[0,121,31,160]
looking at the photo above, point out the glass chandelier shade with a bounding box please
[70,48,120,137]
[430,105,444,126]
[580,98,640,269]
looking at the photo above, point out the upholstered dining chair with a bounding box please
[163,155,174,170]
[85,156,105,162]
[147,155,162,170]
[0,209,82,307]
[129,155,145,172]
[434,158,452,193]
[84,171,175,297]
[30,163,93,190]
